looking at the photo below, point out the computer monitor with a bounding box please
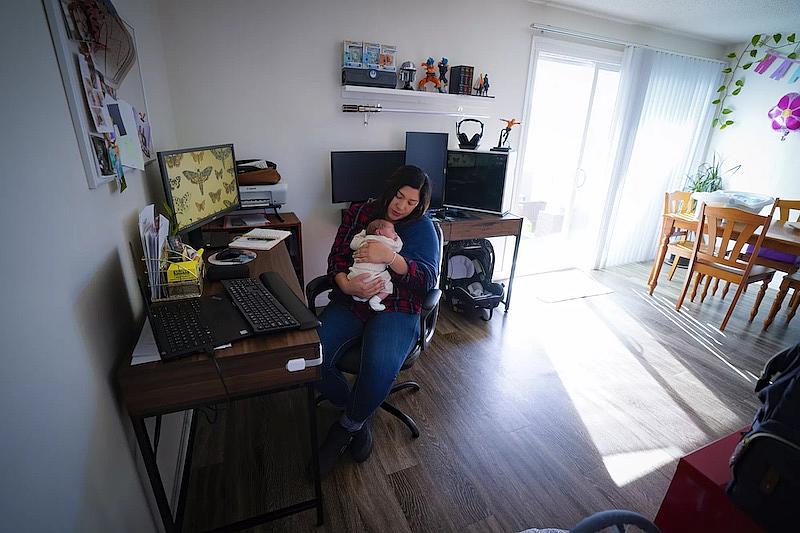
[404,132,446,209]
[158,143,240,235]
[444,151,509,215]
[330,150,405,203]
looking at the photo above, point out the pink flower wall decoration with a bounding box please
[768,92,800,141]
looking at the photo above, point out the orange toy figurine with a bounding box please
[418,57,445,92]
[492,118,521,152]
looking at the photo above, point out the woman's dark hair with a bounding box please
[371,165,431,223]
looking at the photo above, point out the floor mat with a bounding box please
[527,269,614,303]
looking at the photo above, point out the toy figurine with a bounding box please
[473,72,483,95]
[399,60,417,90]
[491,118,521,152]
[438,57,449,88]
[418,57,445,92]
[481,74,490,96]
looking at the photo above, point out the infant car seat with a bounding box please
[442,239,504,320]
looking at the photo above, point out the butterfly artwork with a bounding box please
[165,153,183,168]
[223,180,236,193]
[209,189,222,203]
[210,147,230,161]
[169,175,181,190]
[226,167,235,177]
[195,200,206,212]
[173,191,190,213]
[183,166,213,194]
[223,199,235,208]
[215,169,223,180]
[190,151,205,164]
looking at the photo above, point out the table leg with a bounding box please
[648,216,674,295]
[504,229,522,312]
[131,415,176,533]
[307,385,324,526]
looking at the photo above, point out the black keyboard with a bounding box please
[222,278,300,333]
[150,299,214,358]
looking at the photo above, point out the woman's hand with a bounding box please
[336,273,384,299]
[354,240,394,264]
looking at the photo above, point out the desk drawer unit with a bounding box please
[445,217,522,241]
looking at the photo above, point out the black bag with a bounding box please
[442,239,504,320]
[727,342,800,531]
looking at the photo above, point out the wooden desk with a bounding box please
[436,212,524,311]
[202,212,304,287]
[117,243,322,532]
[648,213,800,295]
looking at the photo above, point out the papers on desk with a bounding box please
[139,204,169,300]
[131,320,160,366]
[229,228,291,251]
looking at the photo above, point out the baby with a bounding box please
[348,219,403,311]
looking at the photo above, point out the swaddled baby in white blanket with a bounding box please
[348,219,403,311]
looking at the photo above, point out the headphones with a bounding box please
[456,119,484,150]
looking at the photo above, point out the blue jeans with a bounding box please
[316,302,420,425]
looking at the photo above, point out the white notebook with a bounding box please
[228,228,292,250]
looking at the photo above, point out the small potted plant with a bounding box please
[685,154,740,216]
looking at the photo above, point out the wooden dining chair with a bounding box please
[763,272,800,330]
[747,198,800,274]
[662,191,697,281]
[676,204,776,331]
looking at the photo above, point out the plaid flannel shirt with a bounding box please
[327,201,439,321]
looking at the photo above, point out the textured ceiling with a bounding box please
[529,0,800,44]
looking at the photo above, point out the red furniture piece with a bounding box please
[655,428,764,533]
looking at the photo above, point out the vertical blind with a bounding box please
[597,47,722,268]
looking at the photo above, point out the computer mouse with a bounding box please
[215,248,241,261]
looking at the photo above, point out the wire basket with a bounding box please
[142,249,204,302]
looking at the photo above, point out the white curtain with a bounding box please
[595,47,722,268]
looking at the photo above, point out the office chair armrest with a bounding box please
[305,275,334,315]
[422,289,442,313]
[419,289,442,351]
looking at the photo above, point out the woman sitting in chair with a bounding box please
[316,165,440,476]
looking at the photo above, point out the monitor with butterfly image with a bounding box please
[158,143,240,240]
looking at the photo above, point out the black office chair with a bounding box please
[305,222,443,438]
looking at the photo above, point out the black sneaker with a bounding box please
[317,421,353,478]
[349,419,373,463]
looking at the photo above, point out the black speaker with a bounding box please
[342,67,398,88]
[456,119,484,150]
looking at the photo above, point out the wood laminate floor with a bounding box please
[181,262,800,532]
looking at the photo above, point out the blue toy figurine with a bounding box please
[438,57,449,88]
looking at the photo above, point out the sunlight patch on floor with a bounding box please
[531,293,740,486]
[602,446,683,486]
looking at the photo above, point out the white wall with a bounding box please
[0,1,177,531]
[708,48,800,199]
[157,0,725,283]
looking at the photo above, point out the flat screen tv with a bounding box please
[330,150,405,203]
[444,151,509,215]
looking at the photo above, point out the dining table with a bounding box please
[647,212,800,295]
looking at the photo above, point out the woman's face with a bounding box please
[387,186,420,222]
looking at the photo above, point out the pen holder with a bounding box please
[143,249,204,302]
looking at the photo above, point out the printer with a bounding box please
[236,159,287,208]
[239,183,287,208]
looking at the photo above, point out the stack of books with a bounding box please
[449,65,474,95]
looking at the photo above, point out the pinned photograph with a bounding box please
[135,107,154,160]
[89,133,114,176]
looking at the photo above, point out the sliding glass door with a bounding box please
[512,40,622,275]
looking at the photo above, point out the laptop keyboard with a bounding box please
[222,278,300,333]
[150,299,214,358]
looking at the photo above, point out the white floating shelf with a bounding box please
[341,85,495,124]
